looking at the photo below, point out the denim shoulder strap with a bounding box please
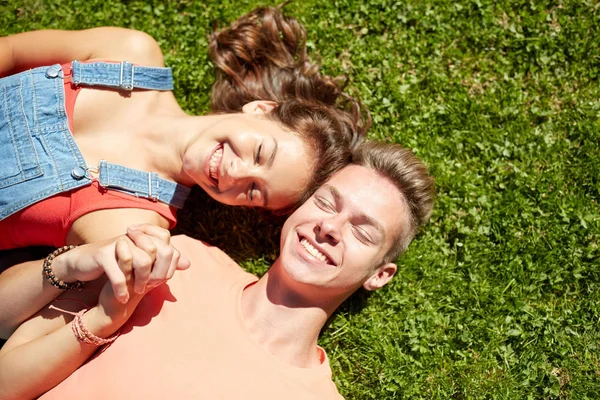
[70,60,173,91]
[96,161,190,209]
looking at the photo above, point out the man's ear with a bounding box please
[363,262,397,291]
[241,100,279,115]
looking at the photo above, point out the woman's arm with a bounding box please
[0,281,124,400]
[0,230,185,400]
[0,27,165,77]
[0,212,176,338]
[0,237,139,339]
[0,257,71,339]
[0,273,139,399]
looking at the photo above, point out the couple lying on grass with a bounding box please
[1,142,434,399]
[0,5,434,399]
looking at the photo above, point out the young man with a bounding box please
[0,142,435,399]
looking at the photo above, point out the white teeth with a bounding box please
[300,238,330,264]
[209,147,223,180]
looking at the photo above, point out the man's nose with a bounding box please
[317,214,343,244]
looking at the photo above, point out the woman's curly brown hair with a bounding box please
[209,5,371,212]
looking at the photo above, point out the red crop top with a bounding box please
[0,64,178,250]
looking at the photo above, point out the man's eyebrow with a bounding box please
[267,138,278,168]
[362,214,385,240]
[323,184,385,238]
[323,184,342,202]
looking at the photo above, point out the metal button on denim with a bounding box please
[45,65,62,78]
[70,166,86,180]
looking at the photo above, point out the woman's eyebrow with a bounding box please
[267,138,278,168]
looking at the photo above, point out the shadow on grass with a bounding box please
[173,186,286,268]
[0,246,54,272]
[322,288,373,335]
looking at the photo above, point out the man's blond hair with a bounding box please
[353,141,435,262]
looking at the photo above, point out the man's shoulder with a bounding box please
[171,234,230,260]
[171,234,212,248]
[171,235,247,275]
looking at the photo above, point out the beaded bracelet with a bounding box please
[72,309,120,346]
[42,245,83,291]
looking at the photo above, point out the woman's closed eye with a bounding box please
[249,182,262,204]
[255,143,263,165]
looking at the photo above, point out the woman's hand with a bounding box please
[96,226,187,323]
[123,224,189,294]
[53,224,190,304]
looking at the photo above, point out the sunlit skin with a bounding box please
[239,165,411,368]
[181,102,313,210]
[276,164,411,298]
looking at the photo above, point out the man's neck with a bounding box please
[240,261,340,368]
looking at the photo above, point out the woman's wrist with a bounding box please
[48,252,77,284]
[95,290,143,326]
[81,306,126,338]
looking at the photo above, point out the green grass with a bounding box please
[2,0,599,398]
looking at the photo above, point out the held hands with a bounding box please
[96,225,189,323]
[55,224,190,304]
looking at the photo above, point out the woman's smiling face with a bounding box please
[182,103,313,210]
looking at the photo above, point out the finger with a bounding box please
[168,243,190,271]
[115,238,134,304]
[165,249,180,280]
[127,224,170,244]
[126,229,158,294]
[126,228,158,262]
[176,252,191,271]
[130,246,153,295]
[103,238,130,304]
[147,239,174,285]
[116,237,134,274]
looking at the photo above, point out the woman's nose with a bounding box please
[228,157,248,179]
[223,157,253,189]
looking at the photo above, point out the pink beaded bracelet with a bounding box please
[71,310,120,346]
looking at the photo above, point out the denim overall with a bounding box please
[0,61,191,221]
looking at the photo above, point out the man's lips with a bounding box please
[297,233,336,266]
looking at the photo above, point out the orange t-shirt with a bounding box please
[41,236,344,400]
[0,64,177,249]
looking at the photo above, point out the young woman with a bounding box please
[0,6,369,335]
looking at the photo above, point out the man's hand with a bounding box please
[124,224,189,294]
[53,224,190,303]
[96,226,189,323]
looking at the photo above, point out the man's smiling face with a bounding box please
[278,164,411,295]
